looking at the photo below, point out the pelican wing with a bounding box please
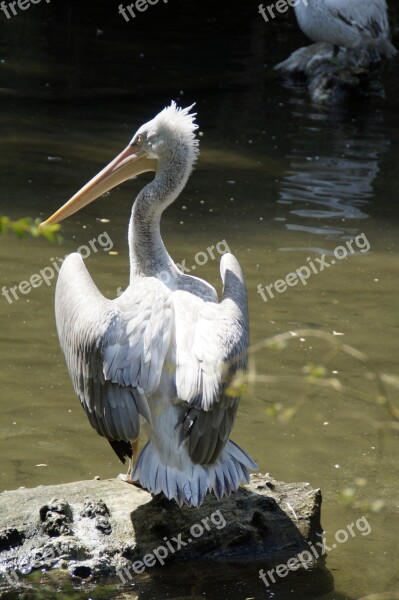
[55,252,173,446]
[325,0,390,37]
[174,253,249,464]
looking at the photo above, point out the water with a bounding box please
[0,2,398,598]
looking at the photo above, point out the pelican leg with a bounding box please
[332,44,341,62]
[119,437,143,488]
[127,438,140,476]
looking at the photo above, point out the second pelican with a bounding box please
[295,0,397,58]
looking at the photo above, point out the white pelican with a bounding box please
[294,0,397,58]
[42,102,257,507]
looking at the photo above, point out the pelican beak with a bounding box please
[41,144,157,226]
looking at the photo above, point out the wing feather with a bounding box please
[174,253,249,465]
[56,251,249,471]
[55,253,173,449]
[325,0,390,37]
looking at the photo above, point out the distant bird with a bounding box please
[41,103,257,507]
[294,0,397,58]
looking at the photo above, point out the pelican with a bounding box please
[42,102,257,507]
[294,0,397,58]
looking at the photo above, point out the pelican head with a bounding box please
[41,102,199,226]
[133,101,199,166]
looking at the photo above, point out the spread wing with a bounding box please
[173,253,249,464]
[56,252,249,469]
[55,252,173,455]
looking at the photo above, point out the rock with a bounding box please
[275,42,384,105]
[0,474,324,592]
[39,498,73,537]
[0,529,24,553]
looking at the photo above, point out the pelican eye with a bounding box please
[135,134,144,145]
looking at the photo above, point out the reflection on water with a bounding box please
[2,560,338,600]
[278,110,391,250]
[0,3,398,600]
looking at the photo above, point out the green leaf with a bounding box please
[0,216,62,243]
[0,216,10,234]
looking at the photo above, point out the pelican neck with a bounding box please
[128,149,192,281]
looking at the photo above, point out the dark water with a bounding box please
[0,2,398,599]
